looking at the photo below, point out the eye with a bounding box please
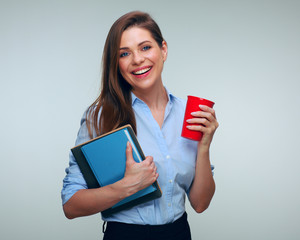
[142,46,151,51]
[120,52,129,58]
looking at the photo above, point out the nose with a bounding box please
[132,52,145,65]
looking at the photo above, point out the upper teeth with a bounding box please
[133,67,151,75]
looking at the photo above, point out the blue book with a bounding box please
[71,125,162,217]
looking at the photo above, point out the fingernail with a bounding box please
[191,112,197,115]
[127,141,130,147]
[186,119,192,123]
[186,125,192,129]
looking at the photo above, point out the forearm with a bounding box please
[188,146,215,213]
[63,143,158,219]
[63,179,135,219]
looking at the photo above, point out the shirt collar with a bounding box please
[131,87,174,106]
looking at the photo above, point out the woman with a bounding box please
[62,11,218,240]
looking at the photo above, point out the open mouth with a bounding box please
[132,67,152,75]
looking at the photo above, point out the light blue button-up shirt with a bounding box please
[61,89,214,224]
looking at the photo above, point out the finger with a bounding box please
[187,123,218,135]
[144,157,157,173]
[150,169,159,182]
[198,105,217,118]
[152,173,159,183]
[143,156,154,165]
[186,124,210,135]
[190,111,215,122]
[150,161,156,172]
[186,117,210,126]
[125,142,135,164]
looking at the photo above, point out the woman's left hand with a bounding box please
[186,105,219,148]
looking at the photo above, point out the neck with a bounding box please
[132,83,168,111]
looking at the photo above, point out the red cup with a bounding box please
[181,96,215,141]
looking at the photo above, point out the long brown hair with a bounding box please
[86,11,165,138]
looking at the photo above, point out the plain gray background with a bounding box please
[1,0,299,239]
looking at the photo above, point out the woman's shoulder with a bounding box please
[76,105,102,144]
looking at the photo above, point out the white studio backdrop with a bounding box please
[1,0,299,239]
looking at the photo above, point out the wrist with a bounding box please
[198,143,210,153]
[116,178,138,198]
[196,144,211,164]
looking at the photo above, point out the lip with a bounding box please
[131,66,152,78]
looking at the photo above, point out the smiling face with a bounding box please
[118,26,167,94]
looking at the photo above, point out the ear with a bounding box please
[161,40,168,62]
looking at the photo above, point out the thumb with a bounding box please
[125,142,135,165]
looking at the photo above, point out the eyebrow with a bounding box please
[119,40,152,50]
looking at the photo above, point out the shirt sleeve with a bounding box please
[211,164,215,176]
[61,112,91,205]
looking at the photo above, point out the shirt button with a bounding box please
[166,155,170,159]
[169,179,173,183]
[168,203,171,207]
